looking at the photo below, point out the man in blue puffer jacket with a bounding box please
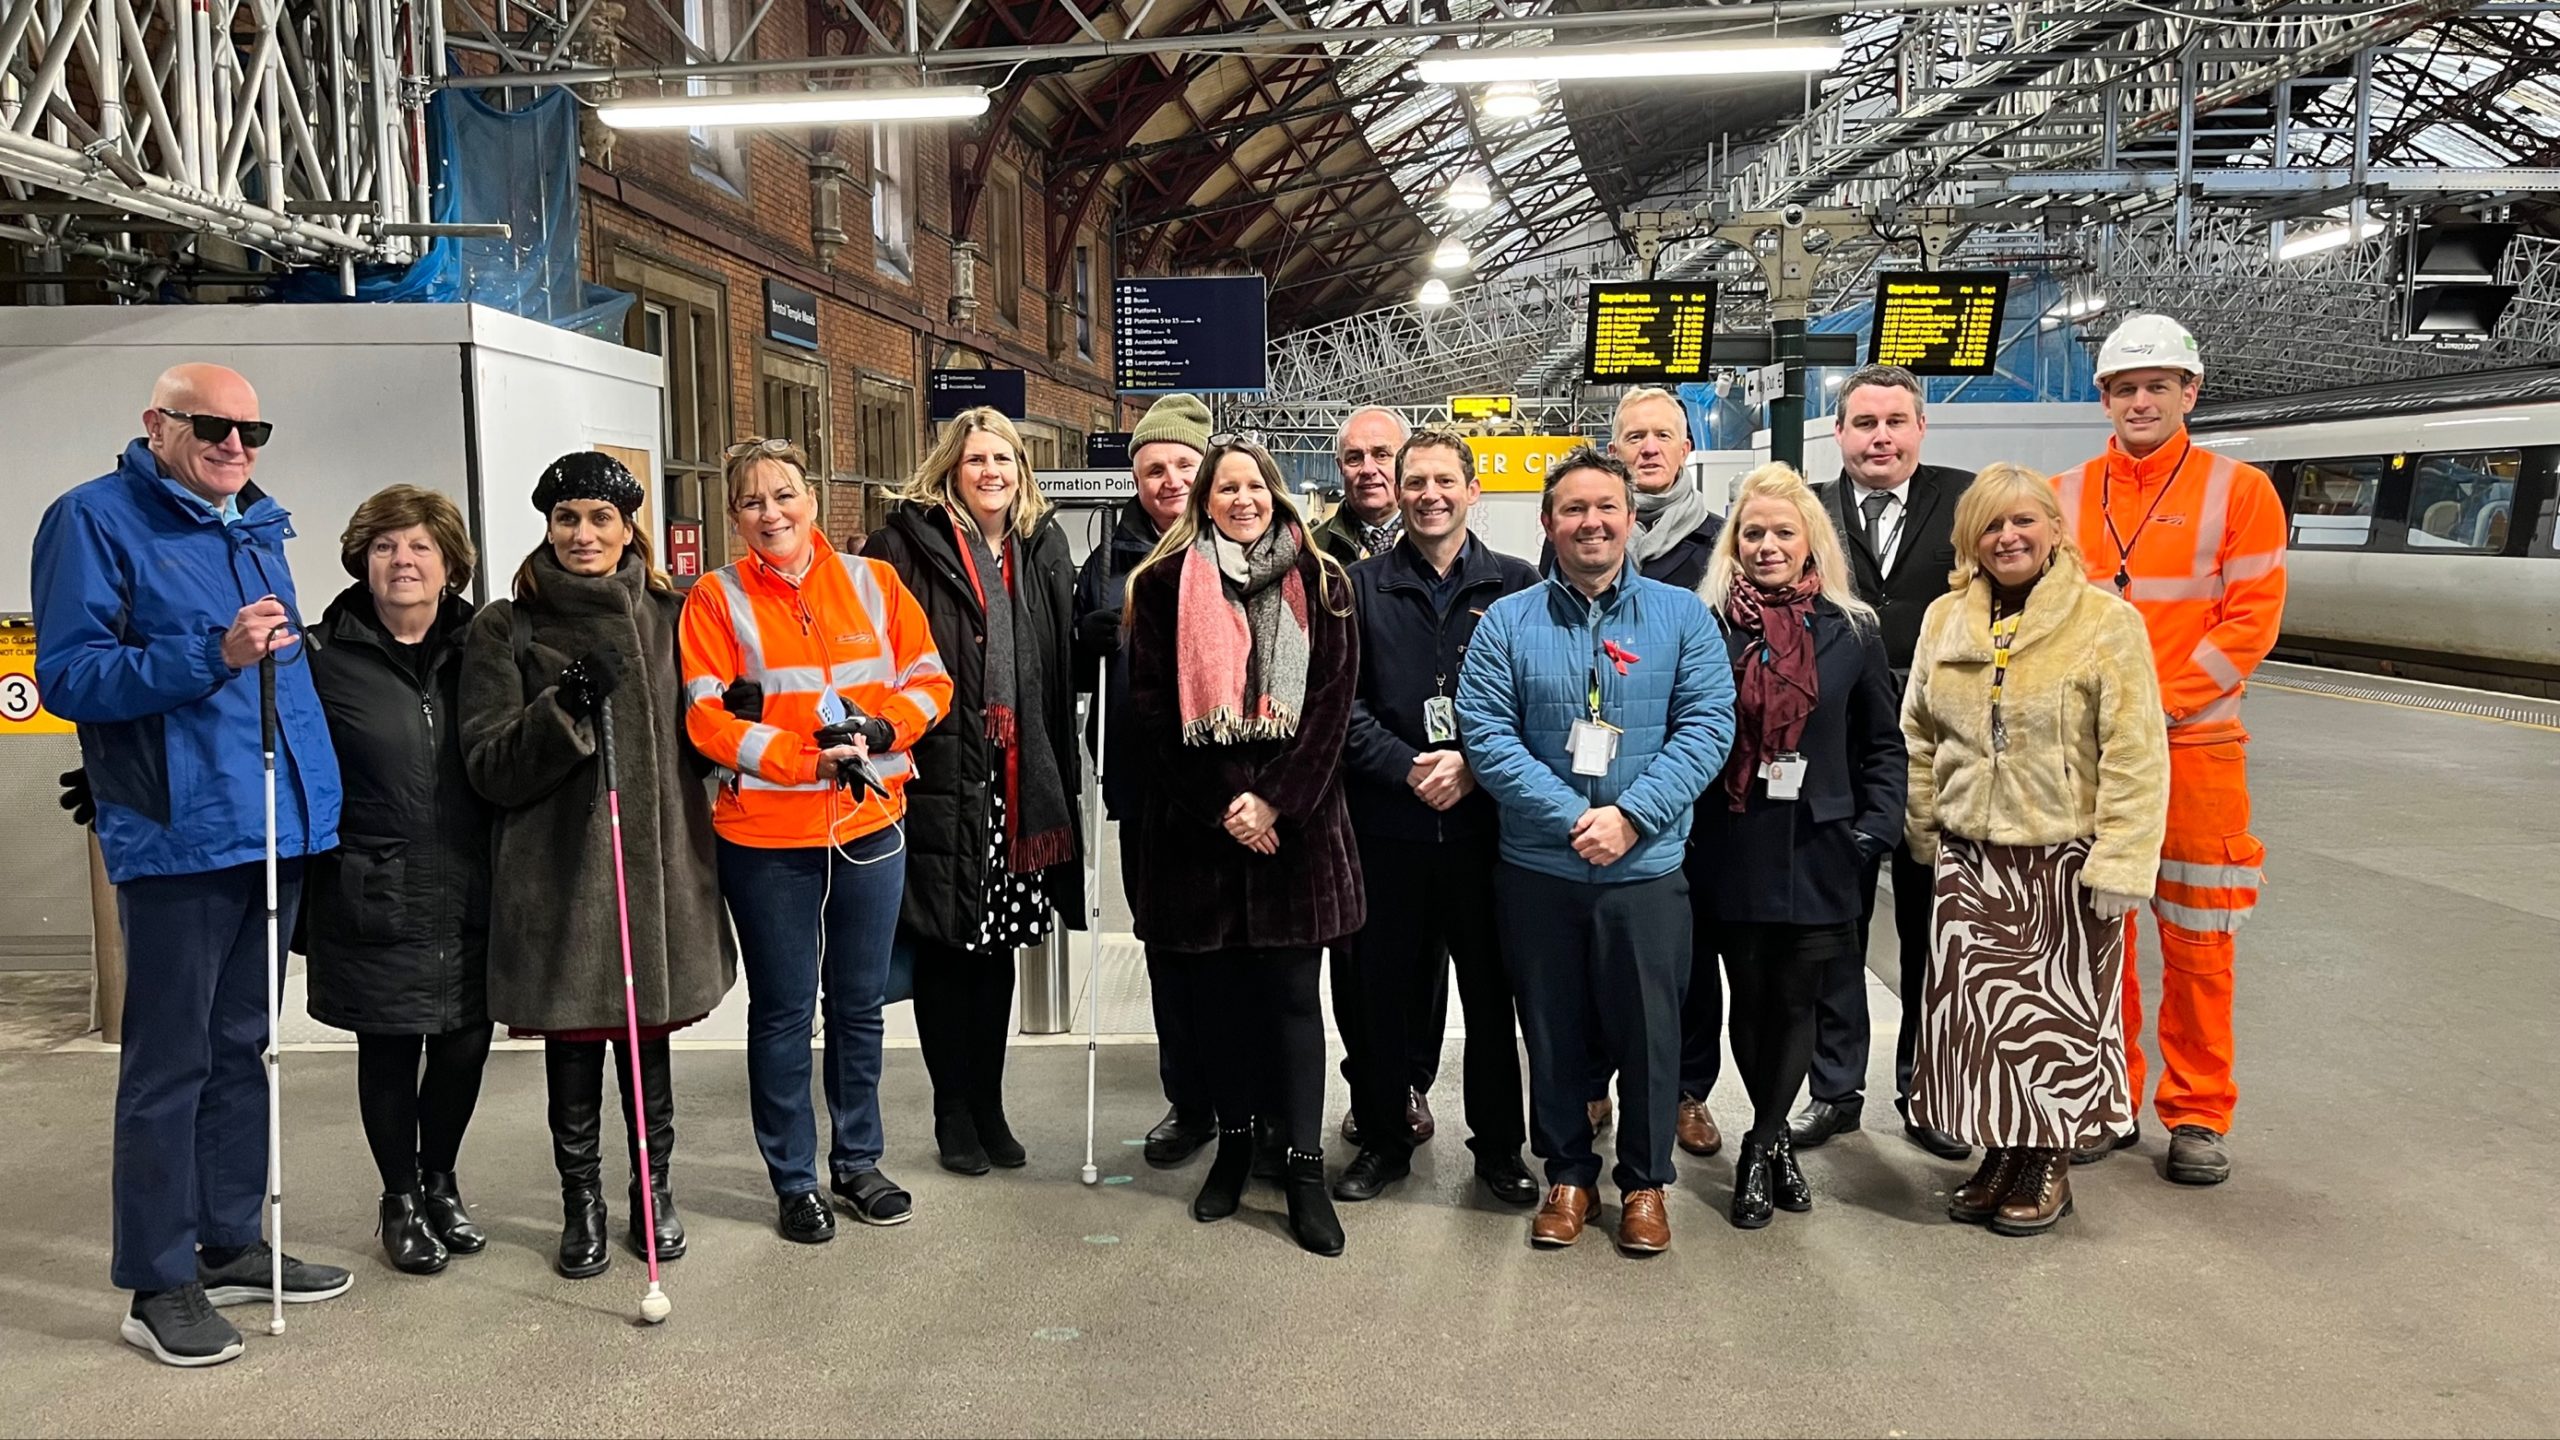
[32,363,348,1368]
[1456,445,1733,1257]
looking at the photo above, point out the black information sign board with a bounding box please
[763,278,819,350]
[1869,272,2010,374]
[1583,283,1717,384]
[928,368,1027,421]
[1114,276,1269,393]
[1086,431,1134,468]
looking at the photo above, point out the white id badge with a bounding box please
[1423,695,1458,744]
[1568,718,1619,777]
[1760,753,1808,800]
[815,688,850,727]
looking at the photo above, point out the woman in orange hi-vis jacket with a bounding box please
[2056,313,2286,1188]
[679,437,953,1241]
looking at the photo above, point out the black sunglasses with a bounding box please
[159,408,274,449]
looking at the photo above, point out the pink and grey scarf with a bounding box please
[1176,523,1311,745]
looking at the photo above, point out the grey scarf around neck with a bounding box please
[1630,467,1712,567]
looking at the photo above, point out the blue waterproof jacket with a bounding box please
[1456,568,1734,884]
[32,440,342,882]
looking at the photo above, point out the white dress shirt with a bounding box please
[1850,477,1910,576]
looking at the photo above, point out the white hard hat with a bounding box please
[2094,313,2204,380]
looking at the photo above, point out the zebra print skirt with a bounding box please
[1908,835,2133,1150]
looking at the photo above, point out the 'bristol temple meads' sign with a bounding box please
[764,279,820,350]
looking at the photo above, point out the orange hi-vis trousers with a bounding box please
[2121,738,2264,1134]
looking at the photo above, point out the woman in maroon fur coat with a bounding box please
[1123,439,1364,1257]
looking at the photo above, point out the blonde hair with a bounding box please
[1946,462,2087,592]
[1704,463,1875,631]
[1126,439,1352,618]
[341,484,476,594]
[721,436,814,508]
[1611,385,1687,437]
[899,405,1052,540]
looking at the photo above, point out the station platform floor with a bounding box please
[1,674,2555,1437]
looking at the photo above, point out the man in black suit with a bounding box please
[1790,364,1975,1161]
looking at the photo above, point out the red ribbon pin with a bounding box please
[1601,639,1641,675]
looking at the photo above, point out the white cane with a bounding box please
[1080,693,1105,1187]
[257,651,285,1337]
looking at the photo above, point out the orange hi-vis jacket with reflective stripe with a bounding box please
[2056,429,2287,745]
[678,533,953,848]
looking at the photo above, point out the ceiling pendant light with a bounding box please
[1445,174,1492,213]
[1480,80,1540,120]
[1418,278,1452,306]
[1432,236,1471,270]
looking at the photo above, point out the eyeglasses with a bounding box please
[158,409,274,448]
[723,437,801,461]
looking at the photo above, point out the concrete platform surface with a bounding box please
[0,684,2554,1438]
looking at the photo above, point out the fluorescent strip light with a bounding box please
[2276,218,2383,260]
[599,86,989,130]
[1418,278,1452,306]
[1416,42,1843,85]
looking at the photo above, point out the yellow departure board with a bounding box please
[1450,394,1515,421]
[1583,283,1717,383]
[1869,272,2010,375]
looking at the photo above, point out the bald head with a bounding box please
[1333,406,1408,525]
[144,363,264,501]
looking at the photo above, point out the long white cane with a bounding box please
[258,653,285,1337]
[1080,693,1105,1186]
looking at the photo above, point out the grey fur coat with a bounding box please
[460,552,733,1033]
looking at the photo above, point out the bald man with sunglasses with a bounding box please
[32,363,347,1367]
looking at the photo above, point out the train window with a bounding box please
[2288,457,2382,547]
[2405,450,2519,554]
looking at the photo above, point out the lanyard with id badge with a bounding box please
[1569,655,1621,778]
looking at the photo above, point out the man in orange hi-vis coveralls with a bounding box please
[2056,312,2284,1188]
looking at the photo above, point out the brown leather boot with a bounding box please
[1949,1146,2022,1225]
[1675,1097,1722,1157]
[1531,1184,1597,1248]
[1990,1148,2073,1236]
[1615,1188,1670,1254]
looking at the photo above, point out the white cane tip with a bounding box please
[1080,1166,1100,1185]
[268,1319,286,1335]
[640,1289,672,1324]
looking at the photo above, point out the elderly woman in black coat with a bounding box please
[1123,439,1364,1257]
[461,453,732,1281]
[304,485,492,1276]
[1689,463,1907,1231]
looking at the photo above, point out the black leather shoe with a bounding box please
[1903,1121,1973,1161]
[1193,1128,1253,1223]
[1330,1147,1410,1202]
[1144,1108,1215,1167]
[1284,1153,1346,1257]
[1729,1135,1775,1230]
[936,1114,992,1176]
[974,1110,1028,1169]
[379,1192,448,1276]
[418,1172,486,1255]
[1474,1151,1539,1207]
[777,1190,835,1244]
[1787,1098,1863,1149]
[557,1186,609,1279]
[1770,1133,1814,1214]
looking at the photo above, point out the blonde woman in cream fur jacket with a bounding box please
[1900,462,2168,1240]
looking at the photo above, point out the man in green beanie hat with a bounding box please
[1073,392,1214,1165]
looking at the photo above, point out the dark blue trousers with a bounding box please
[1498,864,1689,1196]
[720,831,904,1196]
[112,860,304,1292]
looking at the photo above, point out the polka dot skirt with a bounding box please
[978,751,1053,951]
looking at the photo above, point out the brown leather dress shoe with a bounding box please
[1675,1097,1722,1157]
[1406,1087,1436,1145]
[1530,1185,1597,1248]
[1948,1146,2021,1225]
[1615,1188,1670,1254]
[1990,1148,2073,1236]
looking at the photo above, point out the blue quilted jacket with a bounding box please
[1455,569,1734,883]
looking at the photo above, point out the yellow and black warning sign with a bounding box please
[0,618,74,735]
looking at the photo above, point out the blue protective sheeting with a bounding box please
[278,89,633,339]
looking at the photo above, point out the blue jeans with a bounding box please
[719,830,904,1196]
[112,860,306,1291]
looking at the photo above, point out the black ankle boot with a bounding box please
[418,1171,486,1255]
[936,1113,992,1176]
[1192,1127,1253,1222]
[1770,1132,1814,1214]
[973,1108,1027,1169]
[556,1186,609,1278]
[378,1192,448,1276]
[1283,1152,1345,1257]
[1730,1134,1776,1230]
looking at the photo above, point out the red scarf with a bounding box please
[1722,568,1823,812]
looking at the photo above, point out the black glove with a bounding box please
[1075,606,1124,656]
[59,767,95,828]
[722,678,765,724]
[1853,829,1892,865]
[554,648,623,720]
[818,714,895,757]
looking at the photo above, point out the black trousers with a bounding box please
[912,940,1019,1119]
[353,1024,494,1194]
[1710,921,1858,1142]
[1125,812,1215,1120]
[1499,865,1689,1195]
[1587,904,1722,1107]
[1190,947,1325,1154]
[1342,832,1524,1159]
[1806,842,1935,1108]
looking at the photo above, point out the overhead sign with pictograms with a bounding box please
[0,617,74,735]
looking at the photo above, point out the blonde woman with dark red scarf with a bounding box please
[1122,438,1363,1257]
[1689,464,1907,1230]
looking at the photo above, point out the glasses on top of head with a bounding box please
[159,409,274,449]
[723,436,801,461]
